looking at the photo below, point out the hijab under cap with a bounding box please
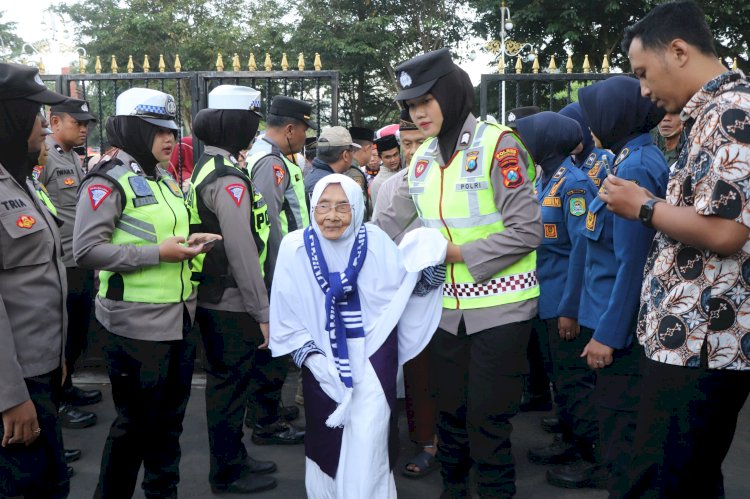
[0,98,40,184]
[105,115,173,174]
[193,109,260,157]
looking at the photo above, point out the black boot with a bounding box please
[528,434,580,465]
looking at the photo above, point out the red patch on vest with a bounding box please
[272,164,285,186]
[88,184,112,211]
[16,215,36,229]
[415,160,428,178]
[225,183,246,206]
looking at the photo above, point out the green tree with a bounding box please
[0,11,26,61]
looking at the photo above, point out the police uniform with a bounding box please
[187,85,278,493]
[377,49,542,497]
[73,88,198,498]
[39,98,103,421]
[0,62,70,498]
[244,96,313,443]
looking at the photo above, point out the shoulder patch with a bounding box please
[569,197,586,216]
[585,152,596,167]
[225,183,246,206]
[32,165,43,181]
[495,147,523,189]
[272,164,285,186]
[54,144,64,155]
[566,188,586,196]
[615,147,630,165]
[494,147,518,168]
[88,184,112,210]
[415,159,429,178]
[552,167,566,179]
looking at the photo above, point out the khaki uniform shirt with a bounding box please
[38,135,85,267]
[196,146,269,323]
[0,163,67,411]
[73,151,196,342]
[373,114,542,335]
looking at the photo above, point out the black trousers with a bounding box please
[95,313,196,499]
[245,348,287,426]
[624,350,750,499]
[526,317,552,399]
[197,308,266,486]
[594,340,643,496]
[63,266,94,386]
[0,369,68,499]
[430,319,531,498]
[548,322,598,454]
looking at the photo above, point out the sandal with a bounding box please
[402,450,439,478]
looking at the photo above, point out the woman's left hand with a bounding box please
[186,233,222,253]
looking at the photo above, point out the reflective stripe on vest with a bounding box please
[408,121,539,310]
[248,151,310,235]
[35,185,57,216]
[97,164,192,303]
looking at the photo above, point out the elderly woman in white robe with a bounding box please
[269,174,446,499]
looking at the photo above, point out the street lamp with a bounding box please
[490,1,534,125]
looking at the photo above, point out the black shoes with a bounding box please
[63,385,102,406]
[211,474,278,494]
[66,465,75,478]
[541,416,561,434]
[528,435,580,465]
[59,404,97,429]
[64,448,82,463]
[251,421,305,445]
[547,461,609,489]
[244,404,299,428]
[243,456,277,475]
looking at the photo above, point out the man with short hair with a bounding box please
[303,126,360,205]
[657,112,684,166]
[602,2,750,497]
[398,109,426,170]
[369,134,401,211]
[39,98,101,431]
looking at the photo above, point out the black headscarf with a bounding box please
[105,115,171,174]
[0,98,39,185]
[192,109,259,157]
[559,102,594,166]
[578,76,665,154]
[426,66,475,164]
[515,112,583,185]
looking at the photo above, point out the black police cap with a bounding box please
[0,62,66,104]
[375,134,399,154]
[348,126,374,142]
[507,106,540,128]
[269,95,317,130]
[51,98,98,122]
[394,48,457,102]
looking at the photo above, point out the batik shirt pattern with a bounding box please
[638,71,750,370]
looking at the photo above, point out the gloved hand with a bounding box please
[304,354,345,403]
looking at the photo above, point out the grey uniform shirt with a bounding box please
[372,168,421,244]
[39,135,85,267]
[248,137,305,283]
[73,151,196,342]
[373,114,542,335]
[369,166,399,213]
[196,146,269,323]
[0,163,67,412]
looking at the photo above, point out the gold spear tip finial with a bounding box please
[314,53,322,71]
[95,55,102,74]
[582,54,591,73]
[174,54,182,72]
[232,53,241,72]
[127,55,134,73]
[566,54,573,73]
[110,55,118,73]
[733,57,738,70]
[216,52,225,72]
[79,55,86,74]
[143,54,150,72]
[264,53,272,71]
[248,53,257,71]
[602,54,610,73]
[38,59,45,74]
[548,55,557,72]
[498,58,505,73]
[159,54,166,72]
[298,52,305,71]
[281,52,289,71]
[515,55,523,74]
[532,54,540,73]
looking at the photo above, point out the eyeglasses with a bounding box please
[314,202,351,214]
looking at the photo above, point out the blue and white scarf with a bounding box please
[304,223,368,389]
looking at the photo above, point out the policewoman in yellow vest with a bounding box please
[377,48,543,497]
[187,85,279,494]
[73,88,218,499]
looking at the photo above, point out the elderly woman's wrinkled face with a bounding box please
[314,183,353,240]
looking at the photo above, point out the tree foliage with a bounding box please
[0,11,26,60]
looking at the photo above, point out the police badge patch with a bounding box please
[569,197,586,216]
[88,184,112,210]
[226,184,246,206]
[415,160,428,178]
[465,151,479,172]
[272,165,285,186]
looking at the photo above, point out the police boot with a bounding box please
[528,434,579,465]
[59,404,97,429]
[546,461,609,489]
[211,474,278,494]
[251,421,305,445]
[64,448,82,463]
[63,385,102,406]
[242,456,277,475]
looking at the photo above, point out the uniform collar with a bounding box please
[45,135,70,154]
[453,114,477,153]
[261,136,282,155]
[0,161,10,179]
[203,145,234,161]
[623,133,653,149]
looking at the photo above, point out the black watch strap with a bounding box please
[639,198,662,228]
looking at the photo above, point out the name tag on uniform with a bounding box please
[542,197,561,207]
[455,181,488,192]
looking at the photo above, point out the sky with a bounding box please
[3,0,496,81]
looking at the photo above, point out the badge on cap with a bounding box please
[34,74,44,86]
[81,102,89,112]
[16,215,36,229]
[226,183,246,206]
[166,96,177,115]
[272,164,285,186]
[507,112,516,123]
[399,71,413,88]
[88,184,112,210]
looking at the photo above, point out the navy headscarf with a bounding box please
[515,111,583,184]
[559,102,594,166]
[578,76,665,154]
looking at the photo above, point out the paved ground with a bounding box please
[64,370,749,499]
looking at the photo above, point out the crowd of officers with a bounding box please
[1,2,749,498]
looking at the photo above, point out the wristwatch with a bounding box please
[638,199,663,228]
